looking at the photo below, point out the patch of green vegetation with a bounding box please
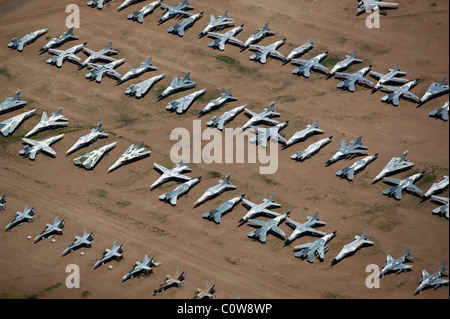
[215,55,259,75]
[322,55,341,67]
[260,175,279,185]
[276,95,298,103]
[322,291,350,299]
[224,256,238,265]
[207,170,222,179]
[0,67,12,80]
[81,290,91,299]
[115,200,131,208]
[90,188,108,198]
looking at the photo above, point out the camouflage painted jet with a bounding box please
[415,265,449,295]
[46,43,87,68]
[86,58,127,83]
[20,134,65,160]
[168,12,203,37]
[291,52,329,78]
[249,38,286,64]
[25,108,68,137]
[194,173,236,206]
[335,65,374,92]
[0,109,36,137]
[203,195,245,224]
[356,0,399,16]
[284,212,327,246]
[200,10,235,37]
[119,58,157,83]
[207,25,244,51]
[326,136,368,166]
[431,196,449,219]
[240,101,281,131]
[0,90,27,114]
[166,89,206,114]
[159,177,202,206]
[62,228,94,256]
[247,212,290,243]
[207,105,246,131]
[127,1,162,23]
[382,171,425,200]
[379,79,420,106]
[291,136,333,162]
[372,150,414,183]
[158,0,194,24]
[418,77,449,107]
[93,241,124,269]
[284,36,314,64]
[34,216,65,243]
[193,283,217,299]
[150,161,192,189]
[122,254,162,281]
[154,271,186,295]
[283,120,324,149]
[108,141,150,172]
[199,88,238,116]
[5,204,35,231]
[8,28,48,52]
[81,42,118,67]
[370,63,409,93]
[125,74,165,98]
[40,28,79,52]
[293,231,336,263]
[66,122,108,154]
[74,142,117,170]
[429,101,449,121]
[336,154,378,181]
[239,194,281,224]
[422,176,449,200]
[242,23,274,49]
[250,121,289,148]
[331,230,374,266]
[378,249,414,278]
[159,72,196,99]
[326,50,363,79]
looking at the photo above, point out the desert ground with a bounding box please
[0,0,448,300]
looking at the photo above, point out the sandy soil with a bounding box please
[0,0,448,300]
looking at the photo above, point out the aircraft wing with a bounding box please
[100,55,117,63]
[241,198,256,208]
[402,91,420,102]
[383,177,402,185]
[247,219,268,227]
[154,163,169,173]
[21,138,39,147]
[207,32,223,39]
[379,84,399,92]
[48,49,64,55]
[106,69,122,78]
[391,77,410,83]
[358,77,374,86]
[83,47,96,55]
[173,9,194,16]
[379,2,400,8]
[41,145,57,156]
[269,50,285,60]
[172,172,191,181]
[270,133,288,144]
[334,72,351,79]
[291,59,307,66]
[369,71,384,79]
[316,245,325,260]
[271,226,286,238]
[312,63,328,73]
[406,184,422,194]
[228,37,243,46]
[248,44,264,52]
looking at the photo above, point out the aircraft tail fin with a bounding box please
[14,90,22,100]
[224,173,231,183]
[438,264,449,275]
[96,122,103,132]
[402,249,414,261]
[55,108,63,116]
[441,77,447,85]
[401,150,409,162]
[137,12,145,23]
[341,167,355,181]
[41,111,49,121]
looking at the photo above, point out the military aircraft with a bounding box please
[336,154,378,181]
[40,28,79,52]
[378,250,414,278]
[284,36,314,64]
[369,63,409,93]
[429,101,449,121]
[207,105,246,131]
[291,136,333,162]
[46,43,87,68]
[122,254,162,281]
[356,0,399,16]
[86,58,127,83]
[25,108,68,137]
[108,141,150,172]
[193,283,217,299]
[203,195,245,224]
[166,89,206,114]
[239,194,281,224]
[0,195,6,211]
[284,212,327,246]
[372,150,414,183]
[207,25,244,51]
[247,212,290,243]
[431,196,449,219]
[127,1,162,23]
[5,204,35,232]
[154,270,186,295]
[94,241,124,269]
[87,0,110,9]
[418,77,449,107]
[422,176,449,200]
[242,23,274,49]
[67,122,108,155]
[74,142,117,170]
[331,231,374,266]
[415,264,449,295]
[240,101,281,131]
[0,90,27,114]
[194,173,236,206]
[382,171,425,200]
[125,74,165,98]
[249,38,286,64]
[199,88,238,116]
[34,216,65,243]
[293,231,336,263]
[291,52,329,78]
[335,65,374,92]
[150,161,192,189]
[159,72,196,99]
[159,177,202,206]
[283,120,323,149]
[200,10,235,37]
[158,0,194,24]
[250,121,289,148]
[168,12,203,37]
[326,51,363,79]
[20,134,65,160]
[62,228,94,256]
[80,42,118,67]
[8,28,48,52]
[0,109,36,137]
[118,0,144,11]
[119,58,157,83]
[326,136,368,166]
[379,79,420,106]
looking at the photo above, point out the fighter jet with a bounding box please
[66,122,108,155]
[200,10,235,37]
[154,270,186,295]
[422,176,449,200]
[249,38,286,64]
[250,121,289,148]
[93,241,124,269]
[382,171,425,200]
[122,254,161,281]
[415,265,449,295]
[194,173,236,206]
[326,50,363,79]
[369,63,409,93]
[291,136,333,162]
[291,52,329,78]
[166,89,206,114]
[125,74,165,98]
[418,77,449,107]
[379,79,420,106]
[326,136,368,166]
[207,104,246,131]
[108,141,150,172]
[331,230,374,266]
[158,0,194,24]
[372,150,414,183]
[431,196,449,219]
[378,250,414,278]
[0,109,36,137]
[194,283,217,299]
[20,134,65,160]
[293,231,336,263]
[207,25,244,51]
[429,101,449,121]
[247,212,290,243]
[40,28,79,52]
[0,90,27,114]
[284,36,314,64]
[159,177,202,206]
[284,212,327,246]
[127,0,162,23]
[62,228,94,256]
[46,43,86,68]
[34,216,65,243]
[150,161,192,189]
[199,88,238,116]
[118,0,145,11]
[356,0,399,16]
[74,142,117,170]
[118,58,157,83]
[336,154,378,181]
[335,65,374,92]
[0,195,6,211]
[159,72,196,99]
[283,120,324,149]
[242,23,274,49]
[80,42,118,67]
[87,0,110,9]
[168,12,203,37]
[86,58,127,83]
[25,108,68,137]
[239,194,281,224]
[8,28,48,52]
[5,204,35,232]
[240,101,281,131]
[203,195,245,224]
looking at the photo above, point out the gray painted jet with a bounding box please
[0,90,27,114]
[166,89,206,114]
[331,230,374,266]
[370,63,409,93]
[168,12,203,37]
[74,142,117,170]
[67,122,108,155]
[203,195,245,224]
[207,105,246,131]
[431,196,449,219]
[40,28,78,52]
[293,231,336,263]
[429,101,449,121]
[128,1,162,23]
[200,10,235,37]
[240,101,281,131]
[418,77,449,107]
[158,0,194,24]
[242,23,274,49]
[207,25,244,51]
[249,38,286,64]
[108,141,150,172]
[119,58,157,83]
[122,254,161,281]
[87,0,110,9]
[93,241,124,269]
[0,109,36,137]
[284,212,327,246]
[20,134,65,160]
[125,74,165,98]
[356,0,399,16]
[415,265,449,295]
[326,136,368,166]
[8,28,48,52]
[378,250,414,278]
[25,108,68,137]
[34,216,65,243]
[118,0,144,11]
[335,65,374,92]
[81,42,118,67]
[250,121,289,148]
[0,195,6,211]
[47,43,86,68]
[247,212,290,243]
[159,72,196,99]
[159,177,202,206]
[291,136,333,162]
[291,52,329,78]
[422,176,449,200]
[382,171,425,200]
[336,154,378,181]
[150,161,192,189]
[372,150,414,183]
[283,120,323,149]
[284,36,314,64]
[239,194,281,224]
[5,204,35,232]
[194,173,236,206]
[86,58,127,83]
[326,50,363,79]
[199,88,238,116]
[62,228,94,256]
[379,79,420,106]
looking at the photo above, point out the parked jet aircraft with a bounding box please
[284,36,314,64]
[431,196,449,219]
[291,52,329,78]
[247,212,290,243]
[122,254,161,281]
[87,0,110,9]
[372,150,414,183]
[370,63,409,93]
[108,141,150,172]
[67,122,108,154]
[159,72,196,99]
[356,0,399,16]
[293,231,336,263]
[250,121,289,148]
[239,194,281,224]
[378,249,414,278]
[199,88,238,116]
[207,104,246,131]
[382,171,425,200]
[194,173,236,206]
[335,65,374,92]
[249,38,286,64]
[47,43,86,67]
[429,101,449,121]
[94,241,124,269]
[415,264,449,295]
[40,28,78,52]
[119,58,157,83]
[150,161,192,188]
[159,177,202,206]
[418,77,449,107]
[240,101,281,131]
[194,283,217,299]
[0,90,27,114]
[207,25,244,51]
[0,195,6,211]
[326,51,363,79]
[283,120,323,149]
[5,204,35,232]
[291,136,333,162]
[422,176,449,200]
[125,74,165,98]
[242,23,274,49]
[0,109,36,137]
[8,28,48,52]
[20,134,65,160]
[336,154,378,181]
[86,58,126,83]
[326,136,368,166]
[34,216,65,243]
[331,231,374,266]
[74,142,117,170]
[166,89,206,114]
[379,79,420,106]
[284,212,327,246]
[168,12,203,37]
[203,195,245,224]
[128,1,162,23]
[25,108,68,137]
[118,0,144,11]
[154,271,186,295]
[158,0,194,24]
[81,42,118,67]
[200,10,235,37]
[62,228,94,256]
